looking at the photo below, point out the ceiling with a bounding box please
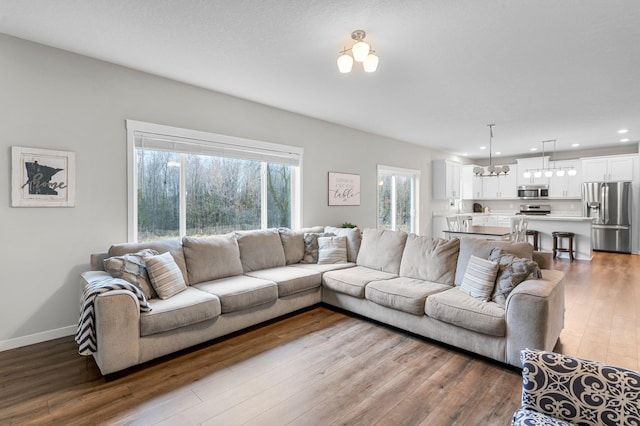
[1,0,639,160]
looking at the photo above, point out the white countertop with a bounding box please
[433,211,593,221]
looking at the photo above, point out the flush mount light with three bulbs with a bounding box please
[337,30,379,73]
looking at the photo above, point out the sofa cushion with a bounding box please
[290,262,356,273]
[425,288,505,337]
[399,235,459,285]
[194,275,278,314]
[103,248,158,299]
[365,277,451,315]
[278,228,305,265]
[235,229,286,272]
[145,252,188,299]
[182,233,244,284]
[356,228,408,274]
[245,266,321,297]
[454,239,534,286]
[140,287,221,336]
[323,266,397,298]
[324,227,362,262]
[318,236,348,264]
[108,238,190,285]
[489,248,542,307]
[459,255,499,302]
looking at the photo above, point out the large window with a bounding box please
[377,165,420,233]
[127,120,302,242]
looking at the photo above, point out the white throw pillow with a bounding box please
[317,236,348,264]
[459,255,499,302]
[145,251,187,299]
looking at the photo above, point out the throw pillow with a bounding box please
[317,236,348,264]
[144,251,187,299]
[103,248,159,299]
[489,248,542,307]
[324,227,362,262]
[301,232,334,264]
[459,255,499,302]
[454,239,534,286]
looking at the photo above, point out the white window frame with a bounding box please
[377,165,420,233]
[126,120,303,242]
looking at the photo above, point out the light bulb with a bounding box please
[337,53,353,73]
[352,41,370,62]
[501,165,510,174]
[544,170,553,178]
[363,53,379,72]
[568,169,577,176]
[523,171,531,179]
[534,171,542,178]
[556,170,565,177]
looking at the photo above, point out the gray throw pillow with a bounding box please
[144,251,187,300]
[488,248,542,307]
[317,236,348,264]
[324,227,362,262]
[459,255,499,302]
[455,239,534,286]
[301,232,334,264]
[103,248,159,299]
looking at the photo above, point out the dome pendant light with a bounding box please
[337,30,379,73]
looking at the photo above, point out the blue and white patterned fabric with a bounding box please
[75,277,152,356]
[512,349,640,426]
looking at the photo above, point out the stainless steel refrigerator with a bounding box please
[583,181,632,253]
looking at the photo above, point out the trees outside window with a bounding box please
[377,165,420,233]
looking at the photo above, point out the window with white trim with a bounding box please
[377,165,420,233]
[127,120,302,242]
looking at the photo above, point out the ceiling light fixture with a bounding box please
[618,129,629,134]
[473,124,509,177]
[337,30,379,73]
[620,138,630,142]
[523,139,577,179]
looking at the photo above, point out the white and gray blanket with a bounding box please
[75,277,152,356]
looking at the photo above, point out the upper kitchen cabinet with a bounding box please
[461,165,483,200]
[433,160,461,200]
[582,155,634,182]
[548,159,581,198]
[480,165,517,199]
[517,156,550,186]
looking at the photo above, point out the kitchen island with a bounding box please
[433,212,594,261]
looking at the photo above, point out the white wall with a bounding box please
[0,34,441,349]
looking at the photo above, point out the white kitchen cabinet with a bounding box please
[433,160,461,200]
[517,156,550,186]
[480,165,517,199]
[582,155,634,182]
[548,160,581,198]
[461,165,483,200]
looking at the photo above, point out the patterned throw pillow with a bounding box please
[459,255,499,302]
[144,252,187,299]
[317,236,348,264]
[489,248,542,307]
[300,232,334,264]
[103,248,159,299]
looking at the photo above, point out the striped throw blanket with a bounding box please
[75,277,152,356]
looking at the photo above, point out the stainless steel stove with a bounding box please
[517,204,551,215]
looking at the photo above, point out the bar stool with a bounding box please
[552,231,575,261]
[526,230,539,251]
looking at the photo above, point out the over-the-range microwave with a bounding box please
[518,185,549,199]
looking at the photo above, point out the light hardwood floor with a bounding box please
[1,251,639,425]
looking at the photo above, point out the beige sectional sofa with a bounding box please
[80,227,564,375]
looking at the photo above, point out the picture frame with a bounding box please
[328,172,360,206]
[11,146,76,207]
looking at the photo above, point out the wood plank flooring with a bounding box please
[1,251,639,425]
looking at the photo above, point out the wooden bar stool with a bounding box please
[525,229,539,251]
[552,231,575,261]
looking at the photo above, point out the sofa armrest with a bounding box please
[532,251,551,270]
[79,271,141,375]
[504,269,565,366]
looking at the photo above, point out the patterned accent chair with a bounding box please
[512,349,640,426]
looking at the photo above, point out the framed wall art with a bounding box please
[11,146,76,207]
[328,172,360,206]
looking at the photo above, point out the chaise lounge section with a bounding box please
[80,227,565,375]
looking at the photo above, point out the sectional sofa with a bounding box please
[79,227,565,375]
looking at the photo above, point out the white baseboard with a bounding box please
[0,325,77,352]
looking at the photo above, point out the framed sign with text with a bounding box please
[328,172,360,206]
[11,146,76,207]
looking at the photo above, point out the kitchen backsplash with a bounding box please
[455,199,583,216]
